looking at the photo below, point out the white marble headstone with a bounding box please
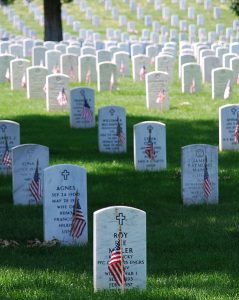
[212,68,233,100]
[97,62,117,91]
[0,120,20,175]
[181,144,218,205]
[78,55,97,83]
[219,104,239,151]
[134,121,166,171]
[12,144,49,205]
[98,105,126,153]
[27,65,49,99]
[182,63,202,93]
[70,87,95,128]
[10,58,30,90]
[43,164,87,245]
[94,206,146,291]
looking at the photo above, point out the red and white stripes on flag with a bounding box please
[21,73,26,88]
[116,117,125,145]
[69,66,76,80]
[57,87,68,106]
[70,191,86,238]
[139,66,146,81]
[234,114,239,143]
[29,160,42,203]
[224,79,231,99]
[82,100,93,122]
[108,239,126,286]
[2,136,12,168]
[156,89,166,104]
[52,65,60,74]
[203,156,212,199]
[119,61,125,76]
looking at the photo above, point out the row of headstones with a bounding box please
[179,41,239,98]
[1,102,239,202]
[3,0,237,45]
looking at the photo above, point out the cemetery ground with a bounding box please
[0,69,239,299]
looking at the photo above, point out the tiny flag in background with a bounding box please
[2,135,12,167]
[156,89,166,104]
[109,72,115,91]
[52,65,60,74]
[139,65,146,81]
[119,61,125,76]
[5,68,10,81]
[29,160,41,203]
[69,65,76,80]
[70,190,86,238]
[21,73,26,88]
[203,155,212,200]
[234,113,239,143]
[224,79,231,100]
[85,67,91,84]
[189,78,196,94]
[116,116,125,145]
[108,239,126,287]
[57,87,68,106]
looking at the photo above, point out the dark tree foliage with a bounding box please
[0,0,73,41]
[230,0,239,16]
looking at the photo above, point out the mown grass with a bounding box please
[1,1,239,299]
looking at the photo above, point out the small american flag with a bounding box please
[57,87,68,106]
[29,160,41,203]
[189,78,196,94]
[21,73,26,88]
[116,117,125,145]
[224,79,231,100]
[108,239,126,287]
[82,98,93,122]
[234,113,239,143]
[139,65,147,81]
[203,155,212,199]
[2,136,12,167]
[5,68,10,81]
[119,61,125,76]
[70,191,86,238]
[109,72,115,91]
[156,89,166,104]
[69,65,76,80]
[85,67,91,84]
[145,140,155,160]
[52,65,60,74]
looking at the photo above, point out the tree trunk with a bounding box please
[44,0,63,41]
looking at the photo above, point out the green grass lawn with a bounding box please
[1,1,239,299]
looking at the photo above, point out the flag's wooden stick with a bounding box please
[119,224,125,293]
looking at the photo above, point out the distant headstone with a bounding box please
[9,43,23,58]
[43,164,87,245]
[230,57,239,84]
[132,55,150,82]
[146,71,169,110]
[32,46,47,66]
[182,63,202,93]
[0,54,15,83]
[98,105,126,153]
[61,53,78,81]
[46,74,70,111]
[181,144,218,205]
[201,55,220,84]
[70,87,95,128]
[97,62,117,91]
[178,54,196,78]
[113,51,130,77]
[155,54,174,82]
[12,144,49,205]
[0,120,20,175]
[134,121,166,171]
[45,50,61,74]
[10,58,30,90]
[212,68,233,99]
[96,50,111,64]
[93,206,146,290]
[79,54,97,83]
[219,104,239,151]
[27,65,48,99]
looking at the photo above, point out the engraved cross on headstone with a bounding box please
[116,213,126,225]
[61,169,70,180]
[0,124,7,133]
